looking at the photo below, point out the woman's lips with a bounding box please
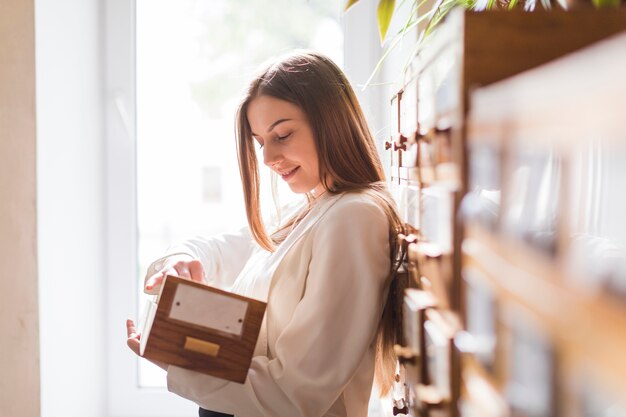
[279,167,299,181]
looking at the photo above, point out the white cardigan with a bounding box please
[145,191,391,417]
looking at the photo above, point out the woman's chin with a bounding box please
[287,183,316,194]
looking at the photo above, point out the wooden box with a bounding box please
[140,275,266,383]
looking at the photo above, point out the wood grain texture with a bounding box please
[0,0,39,416]
[392,9,626,416]
[429,7,626,311]
[143,276,266,384]
[463,222,626,396]
[463,33,626,400]
[469,30,626,149]
[463,8,626,94]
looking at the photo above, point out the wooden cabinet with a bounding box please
[462,30,626,417]
[384,6,626,417]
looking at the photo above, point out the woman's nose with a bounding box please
[263,143,282,167]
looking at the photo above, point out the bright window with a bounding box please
[106,0,344,415]
[135,0,343,388]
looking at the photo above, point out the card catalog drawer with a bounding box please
[463,267,498,377]
[389,93,402,170]
[401,288,438,394]
[501,306,557,417]
[462,142,502,231]
[402,289,438,363]
[432,43,462,118]
[501,146,561,257]
[416,309,462,417]
[400,77,418,140]
[409,242,453,309]
[421,187,454,252]
[566,370,626,417]
[393,181,420,231]
[418,71,436,134]
[456,360,509,417]
[565,140,626,301]
[141,276,266,383]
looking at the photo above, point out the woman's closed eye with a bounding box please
[254,132,291,149]
[275,132,292,142]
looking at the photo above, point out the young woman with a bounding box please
[126,50,405,417]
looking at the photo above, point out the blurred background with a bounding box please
[6,0,625,416]
[2,0,414,416]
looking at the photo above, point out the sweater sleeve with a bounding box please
[144,226,256,293]
[144,197,307,294]
[166,197,391,416]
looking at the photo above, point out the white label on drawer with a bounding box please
[169,284,248,336]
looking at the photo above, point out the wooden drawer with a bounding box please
[385,7,626,417]
[416,308,462,417]
[464,30,626,416]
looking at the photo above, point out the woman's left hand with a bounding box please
[126,319,168,370]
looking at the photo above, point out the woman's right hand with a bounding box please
[144,254,206,293]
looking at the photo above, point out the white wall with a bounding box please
[0,1,40,416]
[343,1,385,138]
[35,0,107,416]
[343,0,419,153]
[342,3,416,417]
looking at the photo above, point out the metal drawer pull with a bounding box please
[184,337,221,357]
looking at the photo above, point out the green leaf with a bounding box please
[377,0,397,44]
[344,0,360,11]
[362,7,434,90]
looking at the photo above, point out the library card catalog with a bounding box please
[169,284,249,336]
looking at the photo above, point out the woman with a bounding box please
[126,50,405,417]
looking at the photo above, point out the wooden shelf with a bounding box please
[463,221,626,391]
[457,354,509,417]
[469,31,626,149]
[385,9,626,417]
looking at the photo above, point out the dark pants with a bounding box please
[198,408,233,417]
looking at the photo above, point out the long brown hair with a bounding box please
[235,50,406,396]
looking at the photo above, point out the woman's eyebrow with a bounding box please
[251,118,292,136]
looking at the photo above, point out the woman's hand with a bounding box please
[144,255,206,293]
[126,319,167,370]
[126,319,142,355]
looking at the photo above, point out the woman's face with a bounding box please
[247,95,324,195]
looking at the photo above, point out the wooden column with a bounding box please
[0,0,40,416]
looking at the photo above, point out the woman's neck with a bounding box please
[308,183,327,200]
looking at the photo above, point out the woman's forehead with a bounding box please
[247,96,305,132]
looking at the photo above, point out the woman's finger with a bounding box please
[126,319,141,355]
[173,262,191,279]
[145,271,165,291]
[145,266,180,291]
[126,319,138,338]
[188,259,206,283]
